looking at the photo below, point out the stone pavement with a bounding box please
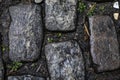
[0,0,120,80]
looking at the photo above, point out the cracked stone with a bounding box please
[9,3,43,62]
[8,75,45,80]
[89,16,120,72]
[45,0,77,31]
[45,41,85,80]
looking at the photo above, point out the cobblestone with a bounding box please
[89,16,120,72]
[45,41,85,80]
[9,3,43,62]
[45,0,77,31]
[0,0,120,80]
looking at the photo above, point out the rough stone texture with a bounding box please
[45,0,77,31]
[89,16,120,72]
[9,3,43,62]
[45,41,85,80]
[8,75,45,80]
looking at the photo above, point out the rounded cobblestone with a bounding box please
[0,0,120,80]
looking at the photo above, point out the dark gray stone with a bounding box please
[8,75,45,80]
[45,0,77,31]
[9,4,43,62]
[89,16,120,72]
[0,59,3,80]
[1,10,10,26]
[45,41,85,80]
[0,34,3,80]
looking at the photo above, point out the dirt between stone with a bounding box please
[0,0,120,80]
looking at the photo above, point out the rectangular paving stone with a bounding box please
[89,16,120,72]
[9,4,43,62]
[45,0,77,31]
[8,75,45,80]
[45,41,85,80]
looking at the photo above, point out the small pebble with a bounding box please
[113,1,119,9]
[113,13,119,20]
[34,0,42,3]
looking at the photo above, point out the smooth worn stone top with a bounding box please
[34,0,42,3]
[45,0,77,31]
[8,75,45,80]
[45,41,85,80]
[89,16,120,72]
[9,4,43,62]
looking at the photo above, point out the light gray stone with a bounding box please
[45,41,85,80]
[45,0,77,31]
[9,4,43,62]
[34,0,42,3]
[89,16,120,72]
[8,75,45,80]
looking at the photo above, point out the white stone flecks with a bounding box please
[45,41,85,80]
[113,13,119,20]
[113,1,119,9]
[9,4,43,62]
[45,0,77,31]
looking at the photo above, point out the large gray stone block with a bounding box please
[45,41,85,80]
[8,75,45,80]
[89,16,120,72]
[45,0,77,31]
[9,4,43,62]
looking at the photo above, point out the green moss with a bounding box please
[7,62,23,72]
[87,3,96,16]
[0,45,9,52]
[78,0,86,13]
[57,33,62,37]
[47,37,53,43]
